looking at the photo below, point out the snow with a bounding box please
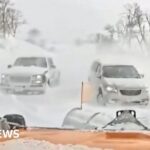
[0,38,150,130]
[0,139,101,150]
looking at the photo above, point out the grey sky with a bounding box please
[14,0,150,42]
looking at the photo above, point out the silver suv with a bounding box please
[0,56,60,94]
[88,60,149,105]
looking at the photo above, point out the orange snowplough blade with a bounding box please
[1,129,150,150]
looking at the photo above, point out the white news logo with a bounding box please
[0,130,20,139]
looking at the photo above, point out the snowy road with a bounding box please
[0,40,150,129]
[0,43,96,128]
[0,82,81,127]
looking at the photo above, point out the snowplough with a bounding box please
[0,110,150,149]
[0,83,150,149]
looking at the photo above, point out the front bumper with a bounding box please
[104,91,149,105]
[0,83,46,94]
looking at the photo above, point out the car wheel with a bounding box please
[48,76,60,87]
[48,79,56,87]
[47,79,52,87]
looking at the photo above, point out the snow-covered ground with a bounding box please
[0,38,150,129]
[0,139,100,150]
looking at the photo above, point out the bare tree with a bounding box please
[122,3,138,46]
[115,3,148,49]
[26,28,41,44]
[145,13,150,32]
[0,0,11,37]
[98,2,150,53]
[104,24,115,40]
[133,3,146,44]
[28,28,41,37]
[6,8,25,36]
[0,0,24,38]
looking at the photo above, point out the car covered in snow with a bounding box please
[88,60,149,105]
[0,56,60,94]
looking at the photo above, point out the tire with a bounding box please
[47,79,54,87]
[48,72,60,87]
[48,79,56,87]
[47,79,50,87]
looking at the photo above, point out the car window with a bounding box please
[102,65,140,78]
[14,57,47,68]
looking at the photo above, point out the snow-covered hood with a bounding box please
[104,78,146,89]
[3,66,47,75]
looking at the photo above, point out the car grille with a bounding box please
[10,75,30,83]
[120,90,141,96]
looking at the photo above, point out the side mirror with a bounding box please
[7,64,12,68]
[140,74,144,78]
[51,64,56,68]
[96,73,102,79]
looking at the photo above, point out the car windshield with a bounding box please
[14,57,47,68]
[103,65,140,78]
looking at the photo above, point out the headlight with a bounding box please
[1,74,9,83]
[106,86,118,93]
[32,74,45,84]
[1,74,8,79]
[36,75,43,80]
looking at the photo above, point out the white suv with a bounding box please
[88,60,149,105]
